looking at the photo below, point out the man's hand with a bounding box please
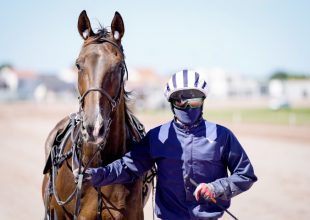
[73,167,93,183]
[84,168,94,181]
[194,183,216,201]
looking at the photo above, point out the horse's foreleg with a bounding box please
[43,176,66,220]
[42,175,53,220]
[49,200,67,220]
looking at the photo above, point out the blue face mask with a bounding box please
[173,107,202,125]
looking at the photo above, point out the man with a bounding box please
[85,69,257,220]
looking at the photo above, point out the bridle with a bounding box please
[48,37,129,220]
[76,36,127,175]
[74,37,128,219]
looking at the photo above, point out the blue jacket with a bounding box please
[90,119,257,220]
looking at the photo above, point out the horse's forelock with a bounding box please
[83,26,124,55]
[84,26,110,45]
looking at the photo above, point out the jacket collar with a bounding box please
[173,117,204,131]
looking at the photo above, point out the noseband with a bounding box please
[79,88,118,111]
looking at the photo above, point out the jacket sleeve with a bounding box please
[210,130,258,200]
[90,133,155,187]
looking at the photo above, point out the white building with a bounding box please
[197,67,261,99]
[0,67,19,101]
[269,79,310,108]
[125,67,168,110]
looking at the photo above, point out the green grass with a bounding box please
[204,108,310,126]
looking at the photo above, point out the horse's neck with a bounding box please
[102,102,127,163]
[84,98,127,166]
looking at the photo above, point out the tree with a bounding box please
[0,63,13,71]
[270,71,309,80]
[270,71,288,80]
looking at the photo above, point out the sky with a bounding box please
[0,0,310,79]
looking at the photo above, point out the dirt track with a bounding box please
[0,102,309,220]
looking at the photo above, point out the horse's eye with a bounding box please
[76,63,81,70]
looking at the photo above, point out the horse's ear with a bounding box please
[78,10,95,40]
[111,11,125,42]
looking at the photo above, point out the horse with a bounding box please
[42,10,154,220]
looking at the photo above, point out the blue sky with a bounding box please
[0,0,309,79]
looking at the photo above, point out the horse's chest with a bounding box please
[101,184,130,219]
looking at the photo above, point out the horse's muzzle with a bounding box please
[81,120,105,145]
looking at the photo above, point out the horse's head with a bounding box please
[76,10,126,145]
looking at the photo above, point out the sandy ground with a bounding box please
[0,102,309,220]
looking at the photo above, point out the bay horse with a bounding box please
[42,10,154,220]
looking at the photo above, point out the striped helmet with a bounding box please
[164,69,208,101]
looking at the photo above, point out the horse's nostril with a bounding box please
[86,125,94,135]
[99,125,105,136]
